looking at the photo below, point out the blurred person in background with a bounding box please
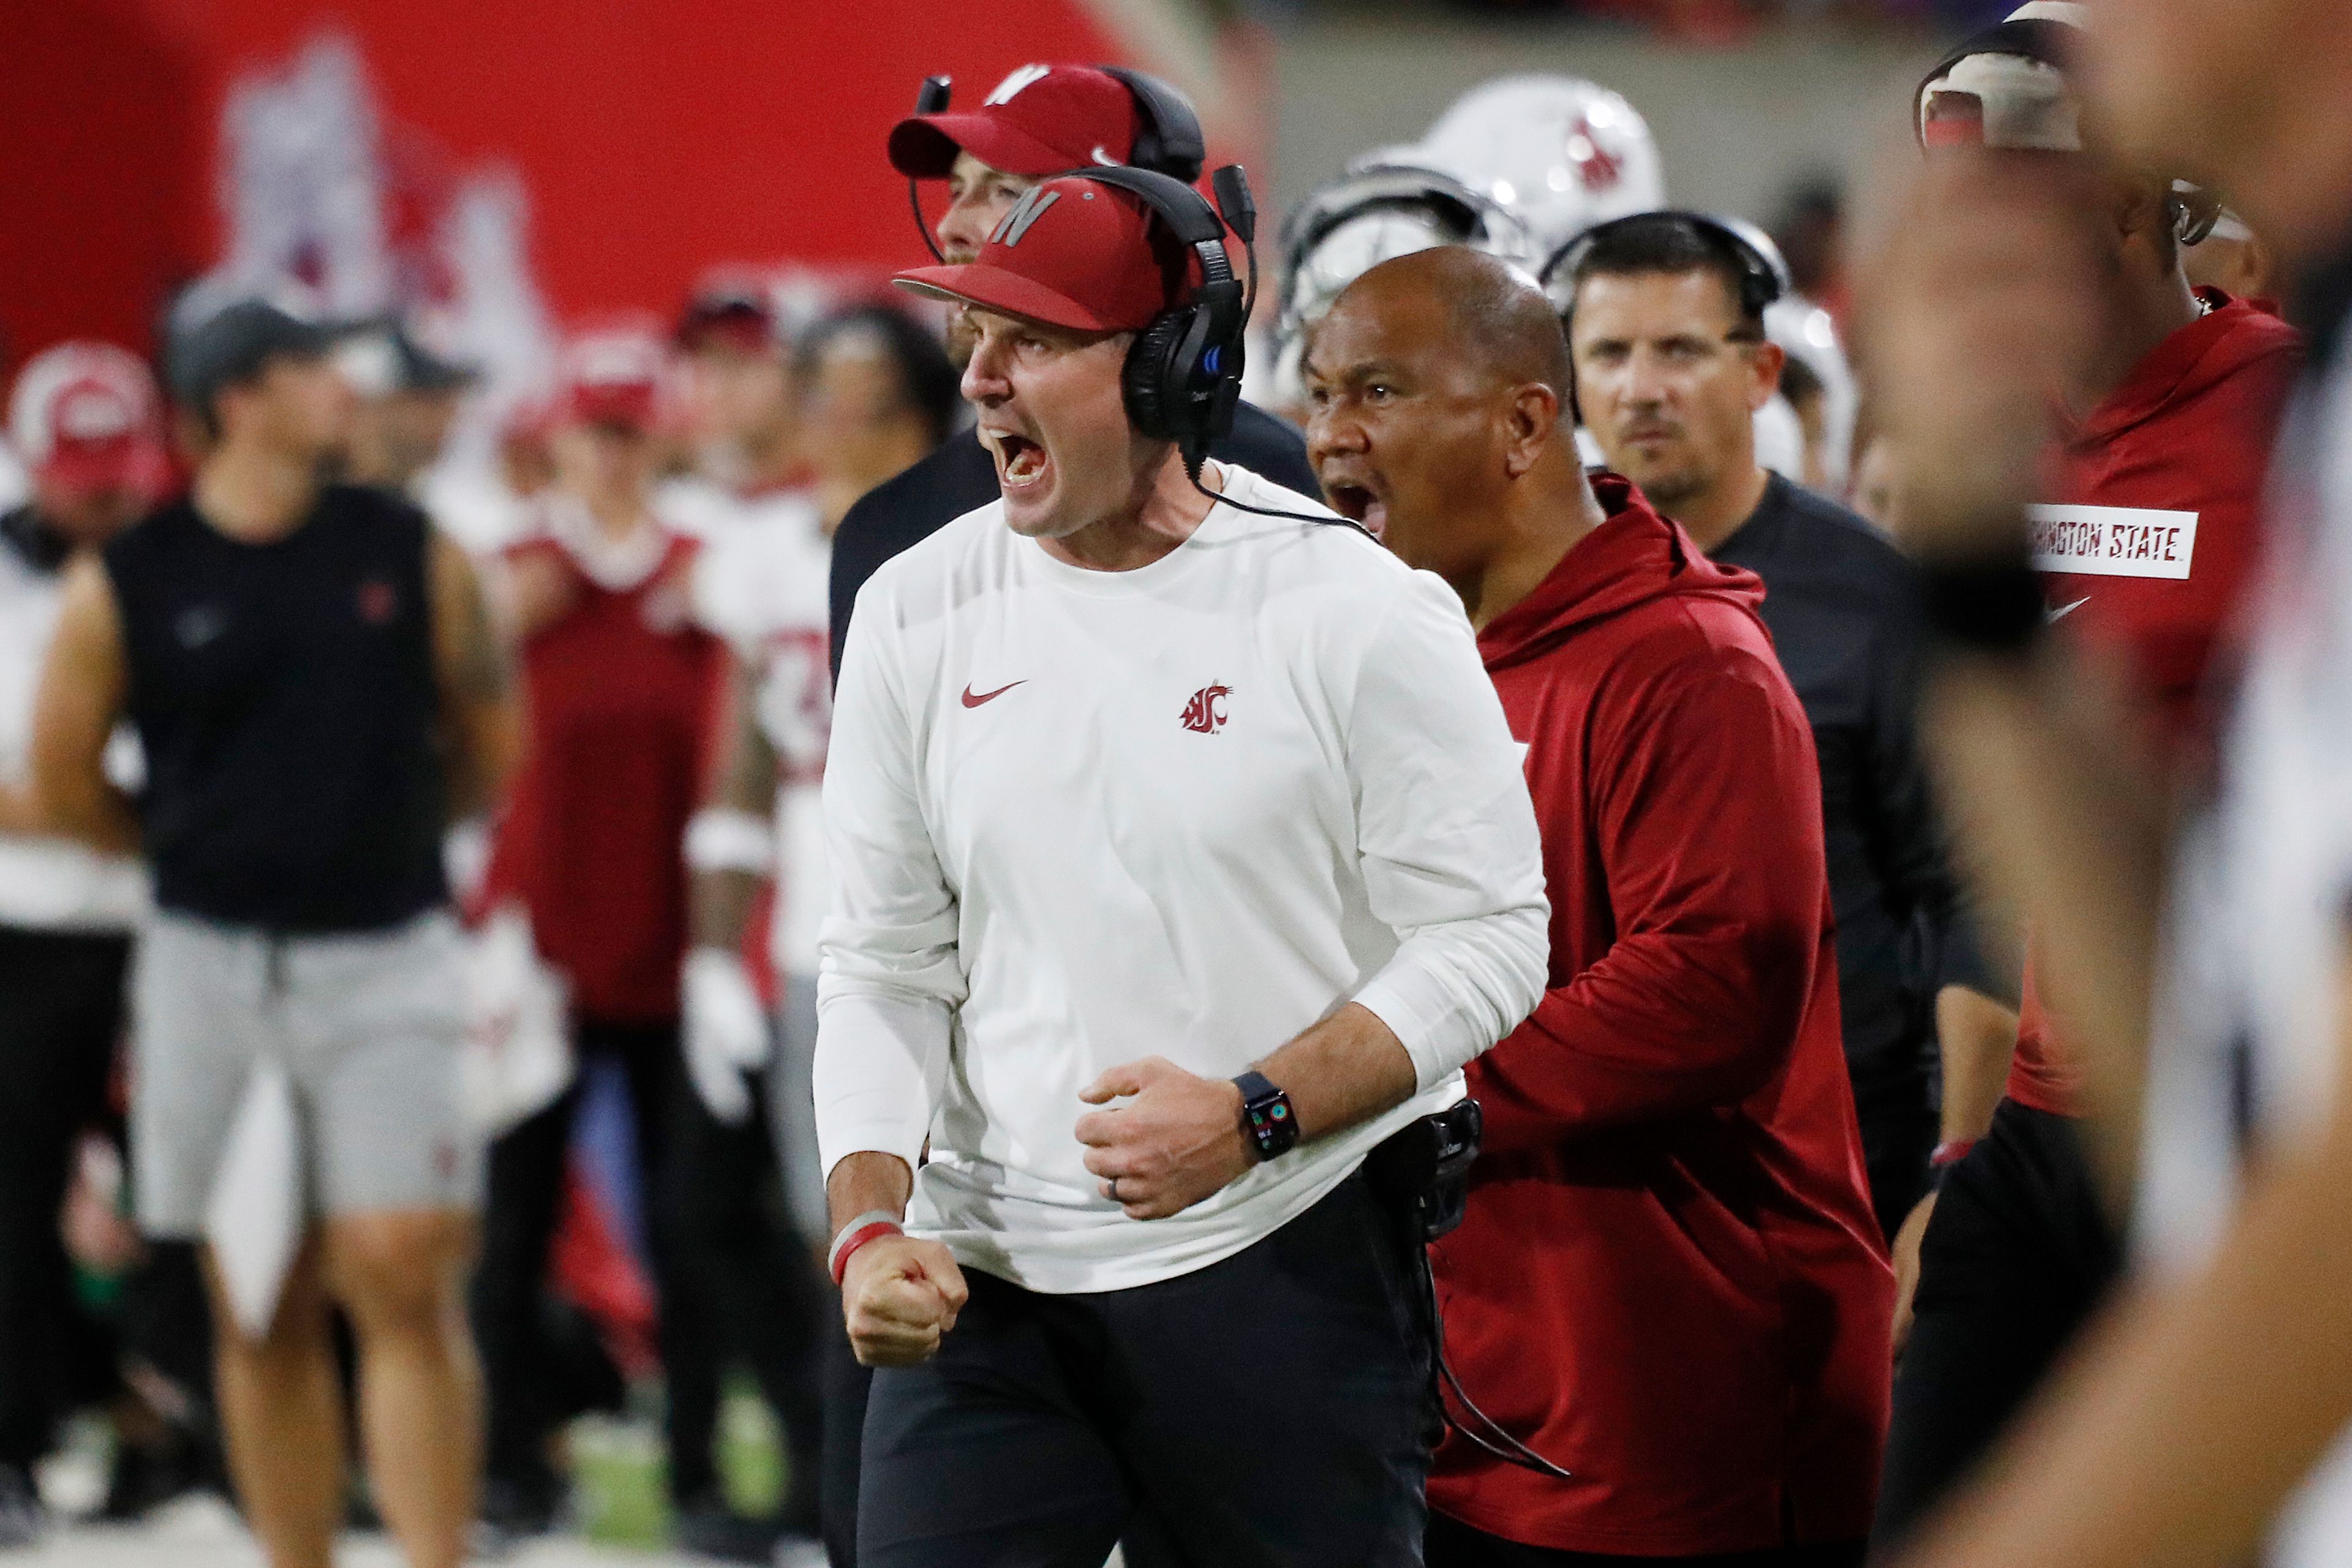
[826,61,1317,682]
[473,322,818,1561]
[0,343,170,1543]
[1563,211,2015,1246]
[331,319,478,499]
[682,299,954,1568]
[687,300,955,1237]
[675,284,807,510]
[799,304,959,533]
[1306,245,1890,1568]
[1770,173,1853,328]
[30,297,514,1568]
[1865,6,2309,1559]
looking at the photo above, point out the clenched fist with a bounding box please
[840,1234,969,1368]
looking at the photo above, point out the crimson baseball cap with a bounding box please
[893,177,1197,333]
[556,323,669,430]
[8,342,167,497]
[888,64,1142,179]
[676,283,778,354]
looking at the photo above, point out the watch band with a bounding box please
[1234,1069,1299,1161]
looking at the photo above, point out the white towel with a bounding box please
[203,1061,303,1340]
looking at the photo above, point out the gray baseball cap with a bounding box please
[165,298,336,405]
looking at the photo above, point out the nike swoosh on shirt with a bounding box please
[962,680,1027,708]
[2049,597,2091,622]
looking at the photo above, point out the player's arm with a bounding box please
[814,600,967,1364]
[1896,933,2352,1568]
[1077,574,1550,1219]
[427,530,521,820]
[29,556,140,854]
[1894,982,2022,1348]
[689,655,780,951]
[679,652,782,1125]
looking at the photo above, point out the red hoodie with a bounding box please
[2007,289,2302,1118]
[1428,476,1894,1555]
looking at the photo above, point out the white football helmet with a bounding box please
[1765,295,1860,494]
[1416,75,1667,262]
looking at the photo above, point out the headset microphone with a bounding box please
[909,75,953,263]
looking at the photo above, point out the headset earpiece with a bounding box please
[1541,209,1787,329]
[1100,67,1207,184]
[1068,167,1248,467]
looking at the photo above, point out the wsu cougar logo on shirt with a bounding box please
[1180,684,1232,734]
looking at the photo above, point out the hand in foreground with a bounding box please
[1890,1191,1939,1356]
[1858,151,2106,559]
[840,1234,968,1368]
[1076,1056,1256,1219]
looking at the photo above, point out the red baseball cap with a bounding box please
[8,342,167,499]
[676,282,779,355]
[893,177,1198,333]
[888,64,1140,179]
[555,322,669,431]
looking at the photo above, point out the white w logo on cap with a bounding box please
[985,64,1051,105]
[989,187,1062,247]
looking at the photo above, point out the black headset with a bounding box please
[1051,164,1371,535]
[907,69,1207,265]
[1066,164,1250,469]
[1540,209,1790,327]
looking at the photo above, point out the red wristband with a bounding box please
[827,1213,903,1286]
[1929,1139,1977,1170]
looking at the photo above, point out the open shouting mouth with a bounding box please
[1320,476,1388,539]
[983,426,1053,499]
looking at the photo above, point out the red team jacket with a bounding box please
[2005,290,2302,1117]
[1428,477,1893,1555]
[484,527,726,1025]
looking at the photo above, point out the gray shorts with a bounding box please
[132,908,481,1238]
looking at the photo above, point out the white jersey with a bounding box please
[2139,331,2352,1563]
[690,486,833,975]
[0,516,145,930]
[814,464,1549,1294]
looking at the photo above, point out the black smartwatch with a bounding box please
[1234,1070,1300,1161]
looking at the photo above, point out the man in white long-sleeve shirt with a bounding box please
[813,170,1549,1566]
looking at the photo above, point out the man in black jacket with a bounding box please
[827,62,1316,680]
[1564,211,2018,1250]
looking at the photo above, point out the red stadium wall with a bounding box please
[0,0,1254,368]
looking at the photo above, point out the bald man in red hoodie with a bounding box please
[1306,247,1892,1567]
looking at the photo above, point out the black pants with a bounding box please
[858,1177,1430,1567]
[821,1308,870,1566]
[1852,1072,1936,1246]
[471,1021,826,1513]
[1872,1099,2119,1551]
[1427,1512,1864,1567]
[0,926,130,1468]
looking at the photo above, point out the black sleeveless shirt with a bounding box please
[104,484,448,932]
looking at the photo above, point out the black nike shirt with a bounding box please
[828,401,1320,681]
[1710,472,1986,1107]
